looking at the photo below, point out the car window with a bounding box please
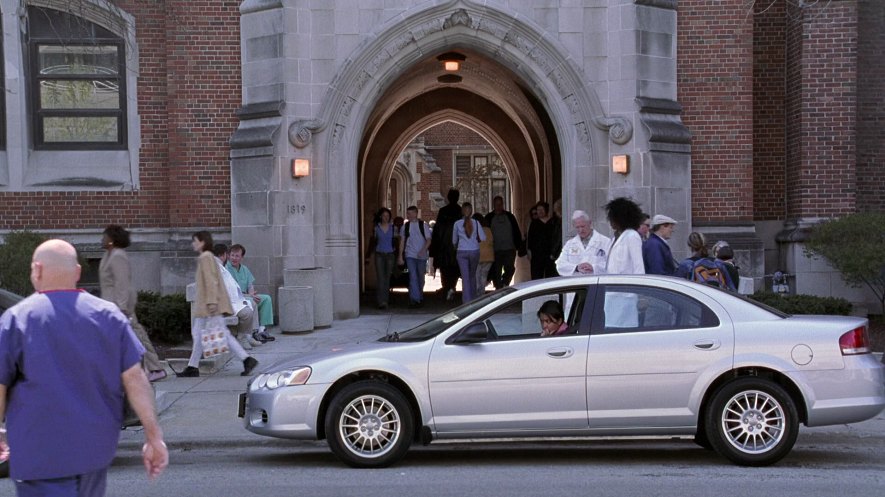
[392,287,516,341]
[480,288,589,340]
[591,284,719,334]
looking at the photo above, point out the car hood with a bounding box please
[257,338,415,373]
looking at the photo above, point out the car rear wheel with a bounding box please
[704,377,799,466]
[325,380,414,468]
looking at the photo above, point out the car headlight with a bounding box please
[250,367,311,391]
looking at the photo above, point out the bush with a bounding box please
[804,213,885,314]
[750,291,852,316]
[135,291,191,345]
[0,231,48,295]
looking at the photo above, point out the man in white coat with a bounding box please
[556,210,611,276]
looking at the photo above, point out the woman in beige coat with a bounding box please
[100,225,166,382]
[177,231,258,377]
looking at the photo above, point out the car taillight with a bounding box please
[839,326,871,355]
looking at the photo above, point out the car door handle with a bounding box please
[693,339,721,350]
[547,347,574,358]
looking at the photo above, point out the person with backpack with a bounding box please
[397,205,432,308]
[675,232,736,290]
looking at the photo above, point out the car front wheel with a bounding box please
[325,380,414,468]
[704,377,799,466]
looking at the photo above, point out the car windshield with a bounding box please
[385,287,517,342]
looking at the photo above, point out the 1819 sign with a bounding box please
[287,204,307,215]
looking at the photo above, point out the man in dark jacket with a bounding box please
[431,188,462,301]
[484,195,522,289]
[642,214,678,275]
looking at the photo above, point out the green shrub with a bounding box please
[135,291,191,345]
[0,231,48,296]
[750,291,852,316]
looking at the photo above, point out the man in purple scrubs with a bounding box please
[0,240,168,496]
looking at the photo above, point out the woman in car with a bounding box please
[538,300,569,337]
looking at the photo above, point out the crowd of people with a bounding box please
[369,191,740,309]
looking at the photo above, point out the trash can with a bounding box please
[278,286,314,333]
[284,267,333,328]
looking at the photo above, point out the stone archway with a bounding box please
[284,0,634,316]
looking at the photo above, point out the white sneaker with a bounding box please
[239,337,253,350]
[247,333,263,346]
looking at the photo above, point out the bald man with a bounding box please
[0,240,167,496]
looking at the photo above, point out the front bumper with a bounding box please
[239,382,330,440]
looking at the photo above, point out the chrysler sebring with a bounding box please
[239,275,885,468]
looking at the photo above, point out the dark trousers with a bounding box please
[15,468,108,497]
[440,263,460,292]
[489,249,517,288]
[530,254,556,280]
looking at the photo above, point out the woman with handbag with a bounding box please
[99,225,167,382]
[177,231,258,377]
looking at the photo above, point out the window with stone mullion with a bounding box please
[28,7,126,150]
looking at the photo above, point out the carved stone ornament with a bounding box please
[443,9,471,29]
[593,116,634,146]
[289,119,326,148]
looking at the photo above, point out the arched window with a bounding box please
[27,6,126,150]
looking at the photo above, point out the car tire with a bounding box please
[704,377,799,466]
[325,380,414,468]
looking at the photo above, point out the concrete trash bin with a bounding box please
[278,286,314,333]
[284,267,333,328]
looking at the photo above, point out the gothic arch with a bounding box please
[290,0,632,241]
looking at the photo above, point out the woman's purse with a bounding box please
[200,315,230,359]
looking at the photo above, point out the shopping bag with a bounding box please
[200,315,230,359]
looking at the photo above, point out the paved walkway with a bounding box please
[120,313,437,447]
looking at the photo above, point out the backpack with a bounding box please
[404,220,426,240]
[690,257,735,290]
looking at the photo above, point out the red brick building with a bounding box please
[0,0,882,307]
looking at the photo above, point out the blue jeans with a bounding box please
[15,468,107,497]
[456,250,480,302]
[406,257,427,303]
[374,252,395,305]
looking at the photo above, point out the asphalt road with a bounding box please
[99,426,883,497]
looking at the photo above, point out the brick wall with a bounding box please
[857,0,885,213]
[0,0,240,231]
[417,121,494,217]
[678,0,755,224]
[785,1,857,219]
[752,0,786,221]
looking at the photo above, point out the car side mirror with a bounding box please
[453,322,489,344]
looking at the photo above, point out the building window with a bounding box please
[453,153,510,214]
[28,6,126,150]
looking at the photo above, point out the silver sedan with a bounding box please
[239,275,885,467]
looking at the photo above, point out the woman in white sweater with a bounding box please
[602,197,645,328]
[452,202,486,303]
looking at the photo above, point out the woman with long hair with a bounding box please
[367,207,396,309]
[603,197,645,275]
[675,232,709,279]
[99,225,166,382]
[452,202,486,303]
[178,231,258,377]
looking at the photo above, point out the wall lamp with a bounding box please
[437,52,466,72]
[612,154,629,175]
[292,158,310,178]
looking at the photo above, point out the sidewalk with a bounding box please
[119,312,437,447]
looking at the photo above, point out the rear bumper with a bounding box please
[793,355,885,427]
